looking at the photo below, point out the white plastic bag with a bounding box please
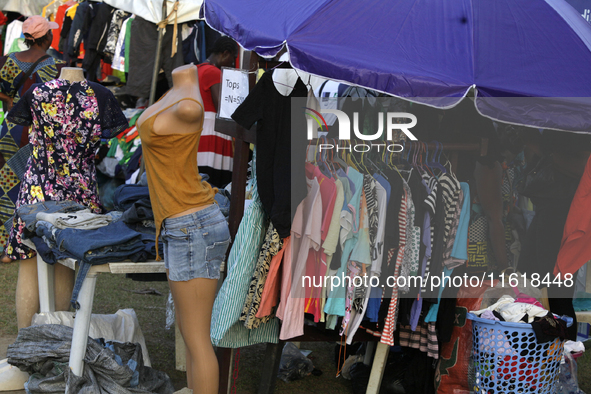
[555,352,586,394]
[32,308,151,366]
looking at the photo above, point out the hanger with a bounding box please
[427,141,447,174]
[320,136,338,178]
[348,140,364,172]
[327,145,340,177]
[359,148,369,174]
[367,157,388,180]
[331,138,348,170]
[420,142,437,178]
[412,142,423,174]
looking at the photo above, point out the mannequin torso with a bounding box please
[138,64,211,219]
[137,64,204,136]
[139,63,226,394]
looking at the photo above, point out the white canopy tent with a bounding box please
[0,0,48,16]
[101,0,203,24]
[0,0,203,24]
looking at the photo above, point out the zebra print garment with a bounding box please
[439,172,461,251]
[421,173,438,292]
[363,175,379,249]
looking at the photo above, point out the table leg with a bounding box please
[364,342,377,366]
[37,254,55,313]
[366,342,389,394]
[69,269,98,377]
[258,341,284,394]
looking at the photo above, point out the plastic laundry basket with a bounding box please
[467,313,566,394]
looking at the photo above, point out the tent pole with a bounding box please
[149,0,168,106]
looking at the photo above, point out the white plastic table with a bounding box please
[36,254,166,378]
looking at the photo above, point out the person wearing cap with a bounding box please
[0,16,67,329]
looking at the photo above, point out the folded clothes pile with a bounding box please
[19,183,232,308]
[18,187,163,309]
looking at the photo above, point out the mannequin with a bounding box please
[138,64,204,138]
[138,64,223,394]
[0,68,85,393]
[59,66,85,82]
[13,69,86,330]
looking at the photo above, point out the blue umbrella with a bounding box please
[203,0,591,132]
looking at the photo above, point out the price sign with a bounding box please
[218,67,249,120]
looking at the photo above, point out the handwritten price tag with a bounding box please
[218,67,249,120]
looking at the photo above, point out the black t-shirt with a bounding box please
[231,71,308,238]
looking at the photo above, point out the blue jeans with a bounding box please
[162,204,230,281]
[36,219,148,309]
[17,200,85,233]
[113,185,151,211]
[214,189,231,218]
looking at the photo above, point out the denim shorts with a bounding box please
[162,204,231,281]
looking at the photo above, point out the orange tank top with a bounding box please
[139,98,216,260]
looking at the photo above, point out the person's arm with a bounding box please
[0,91,13,111]
[210,82,221,113]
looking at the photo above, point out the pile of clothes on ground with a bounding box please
[7,324,174,394]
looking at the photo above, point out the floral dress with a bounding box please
[4,79,127,260]
[0,53,65,249]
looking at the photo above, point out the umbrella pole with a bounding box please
[149,0,168,106]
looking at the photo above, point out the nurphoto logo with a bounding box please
[305,108,418,152]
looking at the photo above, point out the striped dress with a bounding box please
[210,149,280,347]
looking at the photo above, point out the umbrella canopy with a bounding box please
[203,0,591,132]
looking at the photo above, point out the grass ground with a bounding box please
[1,262,590,393]
[0,263,352,393]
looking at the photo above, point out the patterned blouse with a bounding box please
[0,53,64,250]
[4,79,127,260]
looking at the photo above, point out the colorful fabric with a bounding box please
[4,79,127,259]
[240,223,283,329]
[422,173,438,283]
[380,248,398,346]
[211,149,280,347]
[400,184,418,293]
[467,206,489,270]
[398,322,439,359]
[104,10,130,56]
[381,188,408,346]
[0,53,64,251]
[442,189,464,269]
[256,236,290,319]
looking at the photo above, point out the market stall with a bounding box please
[201,0,591,393]
[0,1,590,393]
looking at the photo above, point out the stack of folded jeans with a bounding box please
[17,199,158,309]
[114,184,163,259]
[113,184,151,211]
[18,184,232,308]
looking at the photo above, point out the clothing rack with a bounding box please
[212,52,488,394]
